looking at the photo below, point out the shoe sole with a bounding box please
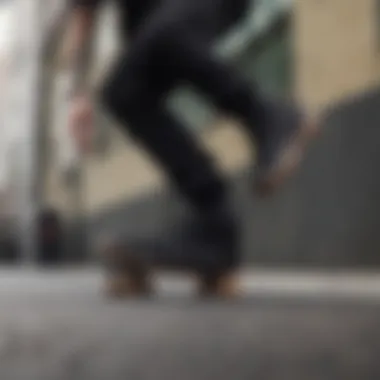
[255,116,321,197]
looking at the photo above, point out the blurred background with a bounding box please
[1,0,380,268]
[1,1,380,378]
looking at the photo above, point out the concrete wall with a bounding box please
[88,89,380,268]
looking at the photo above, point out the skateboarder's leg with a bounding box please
[98,0,315,295]
[114,0,317,197]
[98,0,255,296]
[101,49,239,275]
[100,1,241,210]
[99,97,239,294]
[149,32,317,196]
[102,56,228,215]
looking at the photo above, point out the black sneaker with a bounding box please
[253,100,319,197]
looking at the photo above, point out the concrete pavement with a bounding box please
[0,268,379,380]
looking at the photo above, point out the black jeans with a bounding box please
[102,0,261,214]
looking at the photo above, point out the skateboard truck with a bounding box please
[97,233,239,298]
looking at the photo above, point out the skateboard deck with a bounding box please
[98,234,238,298]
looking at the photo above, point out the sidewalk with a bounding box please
[1,267,380,301]
[0,267,379,380]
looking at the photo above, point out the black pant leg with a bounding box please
[102,51,228,213]
[101,0,258,212]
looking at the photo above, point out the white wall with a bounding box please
[0,0,66,186]
[0,1,16,188]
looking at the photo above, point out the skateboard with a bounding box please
[97,233,238,298]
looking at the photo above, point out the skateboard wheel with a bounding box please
[105,272,151,298]
[198,271,238,298]
[98,236,152,298]
[98,234,240,299]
